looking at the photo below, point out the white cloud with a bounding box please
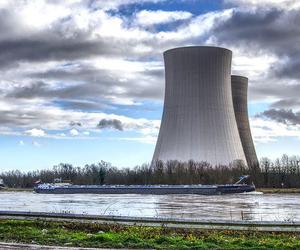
[0,96,160,140]
[232,51,278,80]
[1,0,167,33]
[91,10,152,41]
[250,117,300,144]
[17,0,71,30]
[150,9,232,43]
[25,128,46,137]
[135,10,192,26]
[18,140,25,146]
[69,128,79,136]
[226,0,300,10]
[0,0,298,152]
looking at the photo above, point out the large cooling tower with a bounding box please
[152,46,246,166]
[231,75,258,167]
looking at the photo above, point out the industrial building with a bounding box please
[152,46,257,167]
[231,75,259,167]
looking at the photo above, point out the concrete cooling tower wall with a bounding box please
[152,46,246,166]
[231,75,259,167]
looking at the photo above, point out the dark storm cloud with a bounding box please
[250,82,300,97]
[0,111,33,127]
[97,119,124,131]
[6,80,112,111]
[213,9,283,45]
[209,6,300,110]
[0,8,145,69]
[0,108,59,128]
[8,81,49,99]
[212,8,300,54]
[257,109,300,125]
[69,121,82,127]
[249,82,300,109]
[28,67,121,88]
[0,4,171,71]
[7,69,117,100]
[28,62,164,86]
[0,9,18,35]
[271,99,300,109]
[275,59,300,79]
[61,100,106,110]
[2,0,300,124]
[0,3,166,109]
[7,65,164,106]
[212,8,300,80]
[0,38,129,68]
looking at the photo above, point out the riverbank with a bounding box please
[0,219,299,249]
[2,187,300,194]
[257,188,300,193]
[0,187,33,192]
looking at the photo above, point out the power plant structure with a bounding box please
[231,75,259,167]
[152,46,258,167]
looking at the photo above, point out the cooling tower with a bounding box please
[152,46,246,166]
[231,75,259,167]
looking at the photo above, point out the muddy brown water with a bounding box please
[0,192,299,222]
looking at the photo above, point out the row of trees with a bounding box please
[1,155,300,188]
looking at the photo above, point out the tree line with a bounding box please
[1,154,300,188]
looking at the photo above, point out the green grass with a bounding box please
[0,188,33,192]
[0,219,300,249]
[257,188,300,194]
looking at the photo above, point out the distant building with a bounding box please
[153,46,248,166]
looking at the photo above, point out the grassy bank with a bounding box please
[0,188,33,192]
[0,219,299,249]
[257,188,300,194]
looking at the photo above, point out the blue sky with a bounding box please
[0,0,300,171]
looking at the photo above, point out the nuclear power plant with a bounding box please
[152,46,258,167]
[231,75,259,167]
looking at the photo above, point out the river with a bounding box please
[1,192,299,222]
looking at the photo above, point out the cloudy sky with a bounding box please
[0,0,300,170]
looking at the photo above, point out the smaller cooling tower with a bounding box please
[231,75,259,167]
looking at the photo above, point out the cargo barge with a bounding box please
[34,176,255,195]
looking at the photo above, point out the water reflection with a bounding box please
[0,192,299,222]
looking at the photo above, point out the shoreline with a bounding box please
[0,188,33,192]
[2,187,300,194]
[257,188,300,193]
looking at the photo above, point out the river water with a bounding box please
[1,192,299,222]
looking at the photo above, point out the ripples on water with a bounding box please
[1,192,299,222]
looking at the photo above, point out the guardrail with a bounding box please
[0,211,299,232]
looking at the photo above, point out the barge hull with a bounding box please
[34,185,255,195]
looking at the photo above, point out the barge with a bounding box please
[34,176,255,195]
